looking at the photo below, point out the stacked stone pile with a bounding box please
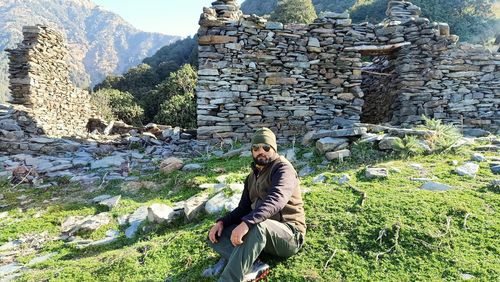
[386,0,421,22]
[6,25,97,138]
[196,0,499,144]
[197,3,373,142]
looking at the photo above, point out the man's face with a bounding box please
[251,143,275,166]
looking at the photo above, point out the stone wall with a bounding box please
[196,0,499,142]
[6,25,97,138]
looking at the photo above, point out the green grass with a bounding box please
[0,142,499,281]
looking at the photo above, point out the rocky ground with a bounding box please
[0,127,499,281]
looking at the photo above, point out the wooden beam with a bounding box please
[344,42,411,55]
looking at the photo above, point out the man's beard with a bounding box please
[253,155,272,166]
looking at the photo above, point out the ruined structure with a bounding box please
[6,25,97,138]
[0,25,99,154]
[196,0,499,142]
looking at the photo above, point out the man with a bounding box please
[205,127,306,282]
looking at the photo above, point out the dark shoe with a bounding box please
[201,258,227,277]
[243,261,270,282]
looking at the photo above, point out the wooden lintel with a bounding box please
[344,42,411,55]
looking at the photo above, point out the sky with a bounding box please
[92,0,217,37]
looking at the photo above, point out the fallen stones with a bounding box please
[125,206,148,238]
[312,174,326,184]
[61,213,111,235]
[333,174,351,185]
[184,193,210,221]
[159,157,184,174]
[98,195,121,210]
[316,137,349,154]
[455,162,479,177]
[490,163,500,174]
[147,203,175,224]
[325,149,350,161]
[378,137,400,150]
[91,155,126,169]
[365,168,388,179]
[182,163,203,172]
[471,153,486,162]
[205,192,241,214]
[420,181,453,191]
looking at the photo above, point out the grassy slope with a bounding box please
[0,142,498,281]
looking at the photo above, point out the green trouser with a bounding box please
[208,220,304,282]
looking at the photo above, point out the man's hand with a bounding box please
[208,221,224,243]
[231,222,250,246]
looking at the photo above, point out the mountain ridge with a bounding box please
[0,0,180,101]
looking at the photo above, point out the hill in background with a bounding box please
[0,0,180,101]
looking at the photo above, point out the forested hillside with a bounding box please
[241,0,498,43]
[0,0,179,102]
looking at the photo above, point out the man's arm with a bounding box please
[241,162,297,226]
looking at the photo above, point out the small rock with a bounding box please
[199,183,226,190]
[0,211,8,219]
[117,215,129,226]
[184,193,210,221]
[205,193,228,214]
[420,182,453,191]
[0,193,4,200]
[216,175,229,183]
[365,168,388,179]
[325,149,350,161]
[0,240,22,251]
[125,206,148,239]
[302,152,314,159]
[99,195,121,210]
[455,162,479,177]
[471,153,486,162]
[378,137,400,150]
[312,174,326,184]
[460,273,475,280]
[182,164,203,171]
[92,194,112,203]
[298,166,315,177]
[285,148,297,163]
[0,262,24,277]
[490,163,500,174]
[91,156,126,169]
[450,160,459,166]
[240,151,252,157]
[409,163,423,170]
[159,157,184,174]
[27,252,57,266]
[147,203,175,224]
[333,174,350,185]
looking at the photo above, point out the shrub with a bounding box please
[92,89,144,126]
[154,93,196,128]
[393,135,426,157]
[419,115,462,152]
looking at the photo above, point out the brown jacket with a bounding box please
[219,155,306,235]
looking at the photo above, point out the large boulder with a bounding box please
[159,157,184,174]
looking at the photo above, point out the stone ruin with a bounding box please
[0,25,195,156]
[6,25,97,138]
[196,0,499,143]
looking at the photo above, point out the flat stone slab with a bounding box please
[316,137,349,154]
[365,168,388,179]
[455,162,479,177]
[420,182,453,191]
[147,203,175,224]
[0,263,24,277]
[184,193,210,221]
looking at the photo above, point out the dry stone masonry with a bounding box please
[6,25,97,138]
[196,0,499,142]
